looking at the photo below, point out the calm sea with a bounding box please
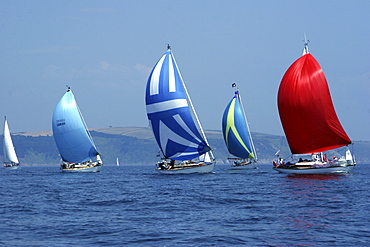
[0,164,369,246]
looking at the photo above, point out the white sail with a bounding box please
[346,148,355,166]
[3,118,19,164]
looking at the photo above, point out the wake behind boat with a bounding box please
[52,87,103,173]
[3,117,20,169]
[273,37,355,174]
[145,45,215,174]
[222,83,257,170]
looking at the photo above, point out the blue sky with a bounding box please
[1,0,369,141]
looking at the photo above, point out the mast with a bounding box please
[169,45,215,161]
[232,83,258,161]
[67,87,99,156]
[302,33,309,55]
[76,99,99,154]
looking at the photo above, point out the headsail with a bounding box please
[145,46,211,161]
[52,88,99,163]
[3,117,19,164]
[222,85,256,159]
[278,43,351,154]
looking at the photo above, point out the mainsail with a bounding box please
[3,117,19,164]
[277,46,351,154]
[222,87,256,159]
[145,47,211,161]
[52,89,99,163]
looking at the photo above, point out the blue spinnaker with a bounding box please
[222,93,254,159]
[52,89,98,163]
[145,49,210,161]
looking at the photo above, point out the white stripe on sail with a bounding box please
[158,120,200,158]
[146,99,188,114]
[150,54,166,96]
[168,54,176,92]
[173,114,202,143]
[168,151,200,159]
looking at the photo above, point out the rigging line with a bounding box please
[171,50,214,161]
[235,83,258,161]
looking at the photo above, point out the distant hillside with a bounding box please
[5,127,369,165]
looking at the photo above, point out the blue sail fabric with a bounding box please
[222,93,255,159]
[145,49,210,161]
[52,90,98,163]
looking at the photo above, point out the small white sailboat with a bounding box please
[145,45,215,174]
[52,87,103,173]
[116,157,120,166]
[3,117,20,169]
[222,83,257,169]
[273,38,355,174]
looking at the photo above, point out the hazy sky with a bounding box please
[1,0,369,141]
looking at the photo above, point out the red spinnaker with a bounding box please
[278,53,351,154]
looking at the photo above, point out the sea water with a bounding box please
[0,164,369,246]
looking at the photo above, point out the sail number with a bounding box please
[56,119,66,126]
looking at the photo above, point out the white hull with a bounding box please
[273,165,350,174]
[230,162,257,170]
[273,154,355,174]
[3,164,20,170]
[61,163,102,173]
[156,163,215,174]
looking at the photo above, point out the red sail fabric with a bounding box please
[278,53,351,154]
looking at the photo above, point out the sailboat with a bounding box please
[145,45,215,174]
[273,38,355,174]
[3,117,20,169]
[52,87,103,173]
[222,83,257,169]
[116,157,120,166]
